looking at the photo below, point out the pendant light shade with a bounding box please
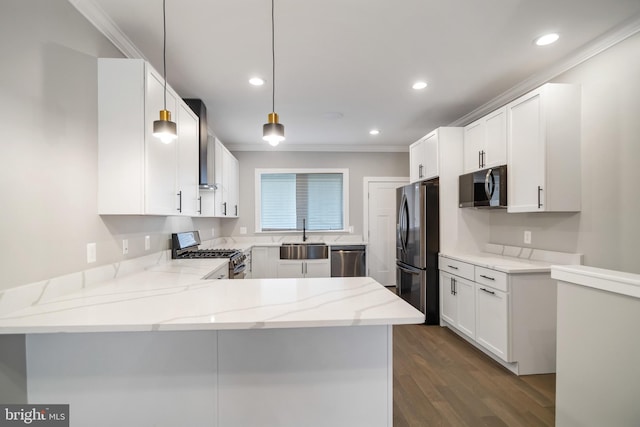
[153,109,177,143]
[153,0,177,144]
[262,0,284,146]
[263,112,284,146]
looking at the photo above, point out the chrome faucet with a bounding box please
[302,218,308,242]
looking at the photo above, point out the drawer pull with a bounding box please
[480,287,496,295]
[447,265,459,270]
[479,274,495,281]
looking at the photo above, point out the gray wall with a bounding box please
[222,151,409,238]
[488,31,640,273]
[0,0,221,291]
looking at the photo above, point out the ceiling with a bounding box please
[73,0,640,151]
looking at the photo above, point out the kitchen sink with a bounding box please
[280,243,328,260]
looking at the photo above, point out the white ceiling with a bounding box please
[73,0,640,151]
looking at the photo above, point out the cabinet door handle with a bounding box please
[537,186,543,209]
[223,202,227,215]
[198,196,202,214]
[453,278,457,296]
[447,265,458,270]
[479,274,495,281]
[235,205,238,216]
[450,277,454,295]
[177,191,182,212]
[481,150,486,168]
[418,164,423,178]
[480,287,496,295]
[478,151,482,168]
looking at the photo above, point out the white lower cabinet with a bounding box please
[277,259,330,278]
[475,284,509,361]
[439,271,475,340]
[251,247,279,279]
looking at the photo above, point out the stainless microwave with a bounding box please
[459,165,507,208]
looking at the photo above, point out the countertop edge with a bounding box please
[551,265,640,299]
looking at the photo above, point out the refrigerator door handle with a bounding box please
[396,262,421,275]
[397,194,409,253]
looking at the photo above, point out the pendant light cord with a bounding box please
[162,0,168,110]
[271,0,275,113]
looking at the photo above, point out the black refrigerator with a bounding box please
[395,179,439,324]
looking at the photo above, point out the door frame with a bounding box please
[362,177,409,282]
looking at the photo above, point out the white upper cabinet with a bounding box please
[409,137,427,182]
[98,58,200,216]
[176,103,200,216]
[213,138,239,217]
[506,83,581,213]
[409,128,461,183]
[463,107,507,173]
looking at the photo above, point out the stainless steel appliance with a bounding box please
[330,245,366,277]
[171,231,246,279]
[458,165,507,208]
[396,179,439,324]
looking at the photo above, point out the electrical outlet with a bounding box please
[524,230,532,245]
[145,235,151,251]
[87,243,97,263]
[122,239,129,255]
[211,227,215,238]
[240,227,247,235]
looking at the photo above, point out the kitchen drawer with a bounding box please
[475,266,508,292]
[439,256,474,281]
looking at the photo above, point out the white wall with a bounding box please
[0,0,221,291]
[488,31,640,273]
[222,151,409,238]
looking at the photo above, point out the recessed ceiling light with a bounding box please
[412,81,428,90]
[249,77,265,86]
[369,129,380,135]
[534,33,559,46]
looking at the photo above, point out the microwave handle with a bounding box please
[484,168,495,200]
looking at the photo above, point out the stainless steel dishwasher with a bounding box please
[330,245,366,277]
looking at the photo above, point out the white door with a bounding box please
[365,178,408,287]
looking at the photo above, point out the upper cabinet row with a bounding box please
[97,58,238,217]
[410,82,581,213]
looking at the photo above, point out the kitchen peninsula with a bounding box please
[0,257,423,427]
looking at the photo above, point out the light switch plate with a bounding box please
[122,239,129,255]
[145,235,151,251]
[240,227,247,235]
[524,230,532,245]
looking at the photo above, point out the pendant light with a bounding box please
[262,0,285,146]
[153,0,177,144]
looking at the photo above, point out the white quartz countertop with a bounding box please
[440,252,554,273]
[440,244,583,274]
[0,260,423,334]
[552,265,640,299]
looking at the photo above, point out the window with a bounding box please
[256,169,349,232]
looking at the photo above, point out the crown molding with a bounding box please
[449,12,640,127]
[226,143,409,153]
[68,0,146,60]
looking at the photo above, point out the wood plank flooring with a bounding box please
[393,324,555,427]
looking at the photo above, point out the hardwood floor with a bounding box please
[393,324,555,427]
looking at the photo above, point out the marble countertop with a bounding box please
[440,244,583,273]
[0,259,423,334]
[552,265,640,299]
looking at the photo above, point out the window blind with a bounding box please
[260,172,344,231]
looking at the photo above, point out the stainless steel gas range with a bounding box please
[171,231,246,279]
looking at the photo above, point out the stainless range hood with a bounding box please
[183,98,214,190]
